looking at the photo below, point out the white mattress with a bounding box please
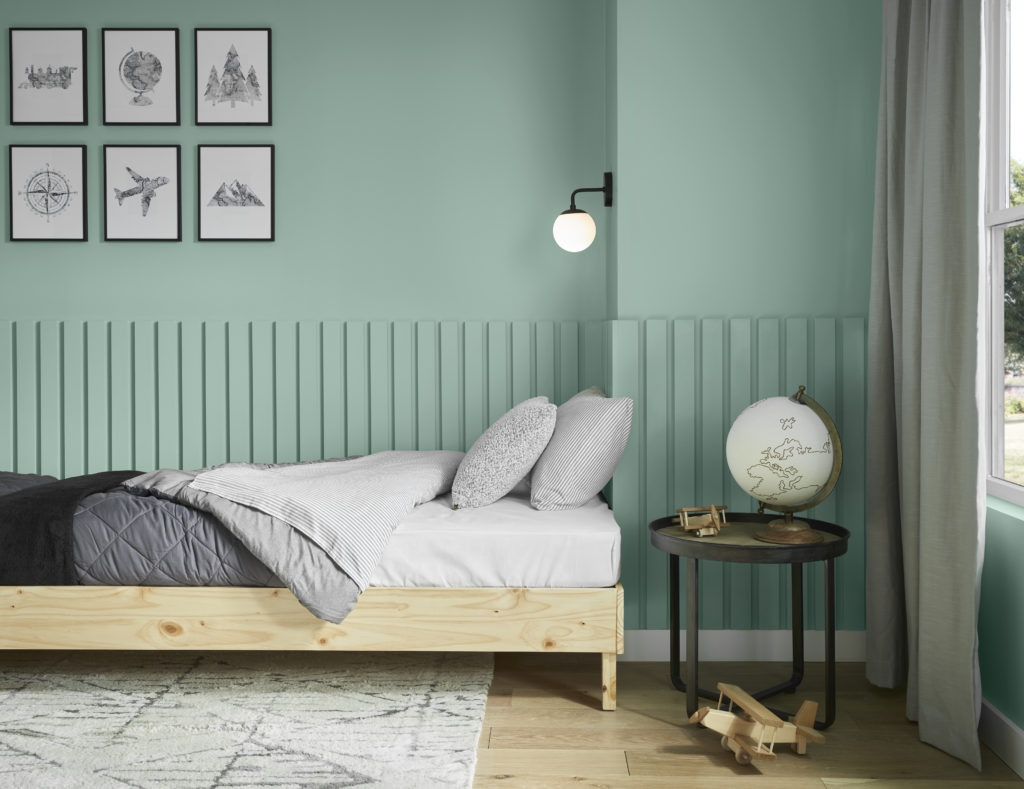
[368,485,621,588]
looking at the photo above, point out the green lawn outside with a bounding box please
[1005,415,1024,485]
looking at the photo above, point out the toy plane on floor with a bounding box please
[689,682,825,765]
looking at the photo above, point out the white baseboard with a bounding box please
[980,699,1024,778]
[621,629,866,662]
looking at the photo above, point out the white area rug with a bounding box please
[0,651,493,789]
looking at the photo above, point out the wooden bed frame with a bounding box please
[0,582,625,710]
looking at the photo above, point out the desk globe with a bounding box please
[725,386,842,544]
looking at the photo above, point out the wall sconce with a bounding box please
[552,171,613,253]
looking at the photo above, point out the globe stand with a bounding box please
[129,92,153,106]
[756,512,824,544]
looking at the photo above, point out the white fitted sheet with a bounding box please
[368,486,621,588]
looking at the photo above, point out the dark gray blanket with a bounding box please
[0,470,140,585]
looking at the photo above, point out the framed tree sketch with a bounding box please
[9,28,87,124]
[9,145,87,241]
[198,144,274,241]
[102,28,180,125]
[104,145,181,241]
[194,28,271,125]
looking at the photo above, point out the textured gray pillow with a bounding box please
[530,386,633,511]
[451,396,557,509]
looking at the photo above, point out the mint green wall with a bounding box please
[612,0,880,318]
[980,499,1024,730]
[2,0,607,322]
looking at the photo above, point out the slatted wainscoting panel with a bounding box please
[609,317,867,633]
[0,320,606,477]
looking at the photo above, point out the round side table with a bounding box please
[648,513,850,730]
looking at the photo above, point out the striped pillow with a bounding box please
[451,397,557,509]
[530,387,633,511]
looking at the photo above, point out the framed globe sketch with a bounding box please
[195,28,271,125]
[9,145,87,241]
[102,28,180,125]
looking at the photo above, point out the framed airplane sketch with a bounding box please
[194,28,271,125]
[198,144,274,241]
[9,145,87,241]
[9,28,87,124]
[102,28,180,125]
[104,145,181,241]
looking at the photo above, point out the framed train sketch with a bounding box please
[9,145,87,241]
[194,28,271,125]
[102,28,180,125]
[198,144,274,241]
[104,145,181,241]
[9,28,87,124]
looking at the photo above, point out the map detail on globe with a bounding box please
[726,396,834,509]
[120,49,162,106]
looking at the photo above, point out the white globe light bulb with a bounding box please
[553,210,597,253]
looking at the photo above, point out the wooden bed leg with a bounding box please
[602,651,617,710]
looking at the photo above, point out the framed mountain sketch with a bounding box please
[9,28,87,124]
[194,28,271,125]
[102,28,180,125]
[9,145,87,241]
[198,145,274,241]
[104,145,181,241]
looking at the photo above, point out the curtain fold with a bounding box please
[866,0,984,770]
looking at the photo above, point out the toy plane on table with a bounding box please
[689,682,825,765]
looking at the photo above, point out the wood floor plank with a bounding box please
[475,748,629,777]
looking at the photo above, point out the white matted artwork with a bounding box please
[198,144,274,241]
[9,145,87,241]
[9,28,87,124]
[102,28,180,125]
[194,28,271,125]
[104,145,181,241]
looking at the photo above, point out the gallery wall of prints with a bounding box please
[7,26,274,243]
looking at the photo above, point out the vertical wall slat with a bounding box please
[62,322,85,478]
[345,321,370,456]
[38,321,62,478]
[181,321,205,470]
[369,320,393,453]
[536,321,556,402]
[558,321,579,404]
[644,320,670,630]
[227,321,252,463]
[511,321,532,406]
[727,318,753,629]
[251,321,276,463]
[156,321,182,471]
[133,321,158,472]
[463,322,487,447]
[203,322,228,468]
[487,321,510,422]
[298,320,323,461]
[439,321,461,451]
[392,321,416,451]
[417,321,439,450]
[699,318,726,628]
[109,321,134,470]
[322,321,346,459]
[274,322,299,464]
[755,318,783,629]
[85,322,111,474]
[583,320,606,392]
[0,323,15,471]
[15,322,38,474]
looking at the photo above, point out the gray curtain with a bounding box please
[866,0,984,770]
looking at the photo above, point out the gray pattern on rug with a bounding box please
[0,651,493,788]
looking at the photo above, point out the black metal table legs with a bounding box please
[668,554,837,730]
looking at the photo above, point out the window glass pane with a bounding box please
[1005,223,1024,484]
[1011,0,1024,203]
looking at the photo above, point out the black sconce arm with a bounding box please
[567,171,614,210]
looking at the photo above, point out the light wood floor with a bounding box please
[474,655,1022,788]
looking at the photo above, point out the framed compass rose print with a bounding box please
[9,145,87,241]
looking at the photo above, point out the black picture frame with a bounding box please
[102,28,180,125]
[197,144,275,241]
[103,144,182,242]
[9,28,87,125]
[9,144,88,241]
[194,28,271,126]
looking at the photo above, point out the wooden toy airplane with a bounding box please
[689,682,825,765]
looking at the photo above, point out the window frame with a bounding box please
[986,0,1024,506]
